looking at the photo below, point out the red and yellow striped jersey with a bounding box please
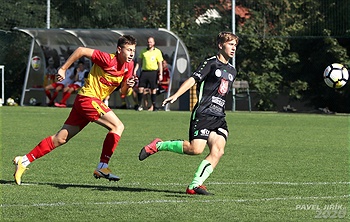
[78,50,134,100]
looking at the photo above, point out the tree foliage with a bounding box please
[0,0,349,112]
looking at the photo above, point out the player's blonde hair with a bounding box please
[216,31,239,49]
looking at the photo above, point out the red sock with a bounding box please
[26,136,55,162]
[51,91,59,101]
[60,92,71,105]
[45,89,52,100]
[100,132,120,164]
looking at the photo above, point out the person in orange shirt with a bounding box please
[13,35,137,185]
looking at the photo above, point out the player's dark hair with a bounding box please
[118,35,137,48]
[216,32,239,49]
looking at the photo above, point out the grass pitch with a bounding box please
[0,106,349,221]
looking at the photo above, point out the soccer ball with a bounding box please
[6,98,17,106]
[29,97,37,106]
[323,63,349,89]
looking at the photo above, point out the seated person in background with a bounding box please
[44,63,75,106]
[55,61,86,108]
[43,57,57,87]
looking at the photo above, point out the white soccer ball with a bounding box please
[29,97,37,106]
[323,63,349,89]
[6,98,15,106]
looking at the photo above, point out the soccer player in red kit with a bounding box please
[13,35,137,185]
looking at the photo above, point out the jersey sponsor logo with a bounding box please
[99,76,121,86]
[209,104,222,112]
[212,96,225,107]
[218,78,229,95]
[194,130,199,136]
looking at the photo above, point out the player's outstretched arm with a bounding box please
[57,47,94,82]
[162,77,196,106]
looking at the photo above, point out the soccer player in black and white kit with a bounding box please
[139,32,239,195]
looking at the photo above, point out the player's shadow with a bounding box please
[0,179,184,195]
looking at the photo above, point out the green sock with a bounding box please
[188,160,213,189]
[157,140,184,154]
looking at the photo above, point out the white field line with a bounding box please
[151,181,350,186]
[0,194,349,208]
[6,181,350,187]
[1,181,349,208]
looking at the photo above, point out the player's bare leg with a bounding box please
[93,111,124,181]
[187,132,226,195]
[13,125,80,185]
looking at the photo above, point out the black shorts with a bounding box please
[139,70,158,90]
[189,116,229,141]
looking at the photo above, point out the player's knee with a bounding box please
[110,121,124,133]
[218,148,225,157]
[211,147,225,158]
[118,122,125,132]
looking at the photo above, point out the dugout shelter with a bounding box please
[14,28,191,110]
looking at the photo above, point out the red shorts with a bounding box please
[64,95,111,129]
[51,82,64,88]
[68,83,81,91]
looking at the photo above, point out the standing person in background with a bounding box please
[13,35,137,185]
[138,32,239,195]
[134,36,163,111]
[158,60,171,95]
[54,61,86,108]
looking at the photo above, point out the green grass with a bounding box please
[1,106,349,221]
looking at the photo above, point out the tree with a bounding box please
[235,0,350,111]
[0,0,47,30]
[0,0,349,112]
